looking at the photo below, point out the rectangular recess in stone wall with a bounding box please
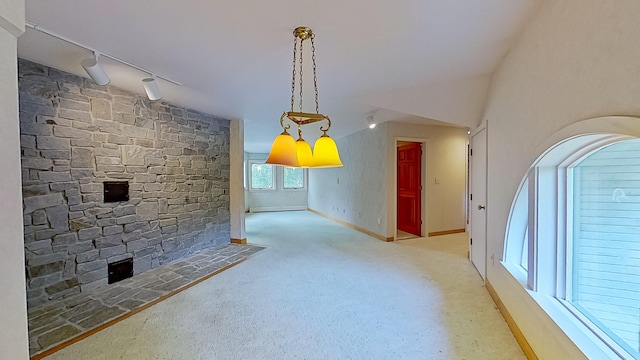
[104,181,129,202]
[108,258,133,284]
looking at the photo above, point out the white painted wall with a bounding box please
[0,1,29,359]
[245,153,308,212]
[484,1,640,358]
[308,121,468,238]
[243,151,250,212]
[0,0,23,35]
[229,119,246,241]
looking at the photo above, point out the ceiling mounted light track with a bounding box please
[266,26,343,168]
[25,22,179,100]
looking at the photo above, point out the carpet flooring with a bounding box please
[29,243,264,358]
[42,211,525,360]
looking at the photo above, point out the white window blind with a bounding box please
[571,140,640,356]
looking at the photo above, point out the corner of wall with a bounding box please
[0,1,30,358]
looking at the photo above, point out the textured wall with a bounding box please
[308,123,388,236]
[19,59,231,308]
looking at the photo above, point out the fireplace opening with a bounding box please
[108,258,133,284]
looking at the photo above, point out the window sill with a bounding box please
[282,187,307,192]
[248,188,277,192]
[502,262,631,360]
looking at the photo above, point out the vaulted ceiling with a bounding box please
[18,0,538,153]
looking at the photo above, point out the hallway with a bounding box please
[44,211,524,359]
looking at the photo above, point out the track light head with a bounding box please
[81,55,110,86]
[142,77,161,100]
[366,114,376,129]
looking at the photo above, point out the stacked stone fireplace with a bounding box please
[19,59,231,309]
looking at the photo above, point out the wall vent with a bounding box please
[104,181,129,202]
[108,258,133,284]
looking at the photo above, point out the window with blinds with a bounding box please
[570,140,640,357]
[503,133,640,359]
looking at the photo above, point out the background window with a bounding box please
[250,163,274,190]
[283,167,304,189]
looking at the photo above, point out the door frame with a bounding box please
[392,137,428,241]
[469,121,488,280]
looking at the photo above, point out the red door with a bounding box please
[397,143,422,236]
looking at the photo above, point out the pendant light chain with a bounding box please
[298,37,304,112]
[289,30,319,114]
[290,37,298,113]
[311,34,319,114]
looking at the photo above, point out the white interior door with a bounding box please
[470,127,487,280]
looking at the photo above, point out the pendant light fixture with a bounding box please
[266,27,343,168]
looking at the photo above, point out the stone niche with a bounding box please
[19,59,231,308]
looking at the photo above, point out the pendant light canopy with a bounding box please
[266,27,343,168]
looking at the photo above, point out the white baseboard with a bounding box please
[249,206,307,213]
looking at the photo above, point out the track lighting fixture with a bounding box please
[366,114,376,129]
[142,78,162,101]
[26,22,181,98]
[81,54,110,86]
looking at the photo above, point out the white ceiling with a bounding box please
[18,0,538,153]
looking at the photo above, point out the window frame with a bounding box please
[248,161,276,191]
[503,133,639,360]
[564,140,640,358]
[282,167,307,191]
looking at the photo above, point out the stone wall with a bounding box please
[19,59,231,308]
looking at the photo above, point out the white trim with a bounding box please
[470,121,486,137]
[249,206,307,213]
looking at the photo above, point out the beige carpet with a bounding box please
[43,211,525,360]
[397,229,419,240]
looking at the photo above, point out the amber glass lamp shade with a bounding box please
[312,134,343,168]
[266,130,300,167]
[296,138,314,167]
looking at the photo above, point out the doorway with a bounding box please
[397,142,423,239]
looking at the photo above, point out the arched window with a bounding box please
[504,131,640,359]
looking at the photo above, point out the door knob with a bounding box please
[477,205,485,210]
